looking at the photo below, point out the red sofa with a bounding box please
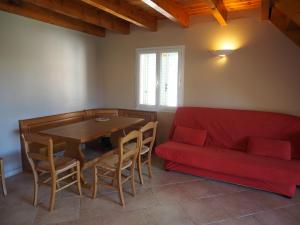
[155,107,300,197]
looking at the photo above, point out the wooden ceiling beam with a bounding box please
[142,0,189,27]
[270,6,300,47]
[275,0,300,27]
[0,1,105,37]
[261,0,273,20]
[23,0,129,34]
[81,0,157,31]
[206,0,227,26]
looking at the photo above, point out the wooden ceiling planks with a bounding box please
[1,0,298,48]
[157,0,260,15]
[24,0,130,34]
[270,5,300,47]
[270,0,300,47]
[125,0,166,18]
[275,0,300,27]
[142,0,190,27]
[0,0,264,37]
[0,0,105,37]
[81,0,157,31]
[126,0,261,16]
[224,0,261,11]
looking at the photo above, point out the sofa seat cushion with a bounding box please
[155,141,300,184]
[172,126,207,146]
[247,137,291,160]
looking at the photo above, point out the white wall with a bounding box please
[96,10,300,144]
[99,10,300,116]
[0,11,103,176]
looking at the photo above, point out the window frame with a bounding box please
[136,45,185,112]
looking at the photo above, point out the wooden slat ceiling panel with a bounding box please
[172,0,211,15]
[126,0,261,18]
[125,0,166,18]
[224,0,261,11]
[0,0,267,37]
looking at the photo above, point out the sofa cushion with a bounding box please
[247,137,291,160]
[155,141,300,184]
[172,126,207,146]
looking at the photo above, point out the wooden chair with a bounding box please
[0,158,7,196]
[125,121,158,185]
[22,134,82,212]
[92,130,141,206]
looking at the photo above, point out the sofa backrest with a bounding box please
[170,107,300,160]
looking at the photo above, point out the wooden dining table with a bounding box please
[39,116,144,186]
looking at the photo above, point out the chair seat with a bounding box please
[96,153,132,171]
[36,157,77,173]
[125,142,150,155]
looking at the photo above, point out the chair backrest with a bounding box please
[140,121,158,151]
[118,130,141,170]
[22,134,55,174]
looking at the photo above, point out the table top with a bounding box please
[39,116,144,143]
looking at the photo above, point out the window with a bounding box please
[136,46,184,110]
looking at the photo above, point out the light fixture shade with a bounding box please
[212,49,233,57]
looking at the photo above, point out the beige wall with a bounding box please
[0,11,103,176]
[98,10,300,142]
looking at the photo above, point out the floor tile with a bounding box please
[177,179,244,200]
[0,201,37,225]
[181,198,231,225]
[145,203,194,225]
[152,184,188,204]
[80,194,122,213]
[212,216,261,225]
[214,191,264,217]
[1,155,300,225]
[101,210,148,225]
[241,190,294,210]
[34,197,80,225]
[119,188,160,212]
[253,208,300,225]
[279,204,300,221]
[137,171,200,189]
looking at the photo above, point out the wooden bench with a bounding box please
[19,108,157,171]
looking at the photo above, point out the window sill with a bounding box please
[136,105,177,113]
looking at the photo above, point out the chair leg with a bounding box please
[117,173,125,207]
[147,155,153,178]
[92,166,98,199]
[49,174,57,212]
[137,155,144,185]
[1,175,7,196]
[32,170,39,206]
[112,172,117,187]
[76,162,82,196]
[0,160,7,196]
[130,166,136,197]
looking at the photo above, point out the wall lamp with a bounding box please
[211,49,233,57]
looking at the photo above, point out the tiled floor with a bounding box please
[1,156,300,225]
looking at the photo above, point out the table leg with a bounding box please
[63,141,88,186]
